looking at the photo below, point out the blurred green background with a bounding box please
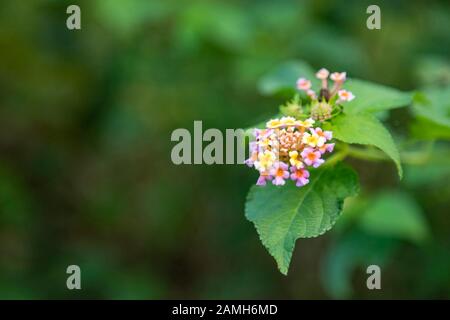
[0,0,449,299]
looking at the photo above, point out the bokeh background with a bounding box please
[0,0,449,299]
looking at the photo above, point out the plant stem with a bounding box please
[345,141,435,165]
[324,143,349,167]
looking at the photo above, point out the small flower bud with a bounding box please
[316,68,330,80]
[297,78,311,91]
[279,97,303,118]
[311,101,332,122]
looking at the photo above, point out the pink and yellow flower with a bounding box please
[301,147,324,168]
[269,162,290,186]
[330,72,347,83]
[280,116,297,127]
[266,119,282,129]
[318,143,335,154]
[290,166,310,187]
[302,131,326,148]
[316,68,330,80]
[311,127,332,141]
[295,118,315,128]
[296,78,311,91]
[337,89,355,102]
[254,150,276,172]
[256,171,273,186]
[245,145,258,167]
[289,151,304,169]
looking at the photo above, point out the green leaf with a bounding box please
[326,113,403,178]
[343,79,412,114]
[245,163,359,275]
[404,145,450,186]
[414,55,450,87]
[258,61,317,96]
[410,116,450,140]
[411,88,450,139]
[358,191,429,244]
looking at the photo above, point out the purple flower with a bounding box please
[311,127,333,141]
[253,128,261,139]
[290,166,310,187]
[256,172,272,186]
[318,143,335,154]
[245,143,258,167]
[301,147,324,168]
[245,152,258,167]
[257,128,274,140]
[269,162,290,186]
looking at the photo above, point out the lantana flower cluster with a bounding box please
[245,116,334,187]
[246,68,357,187]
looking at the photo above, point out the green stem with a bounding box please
[324,143,349,167]
[345,141,435,165]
